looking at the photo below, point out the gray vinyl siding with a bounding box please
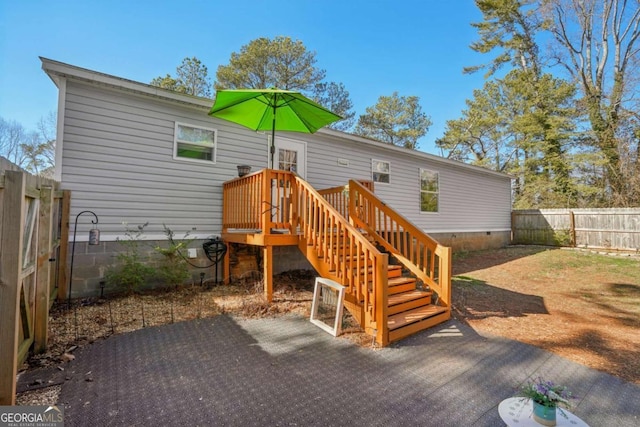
[61,81,268,240]
[301,132,512,233]
[60,79,511,241]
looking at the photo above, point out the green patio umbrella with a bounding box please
[208,89,342,168]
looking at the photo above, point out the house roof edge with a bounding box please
[39,57,213,108]
[317,128,514,180]
[39,57,512,180]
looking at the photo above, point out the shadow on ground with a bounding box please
[452,245,556,276]
[452,276,548,320]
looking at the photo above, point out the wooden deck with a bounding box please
[222,169,451,346]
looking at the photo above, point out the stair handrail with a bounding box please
[348,180,451,309]
[293,176,389,345]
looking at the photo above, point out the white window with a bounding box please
[278,148,298,172]
[372,159,390,183]
[174,122,216,163]
[420,168,439,213]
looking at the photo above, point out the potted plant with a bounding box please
[520,377,573,426]
[237,165,252,177]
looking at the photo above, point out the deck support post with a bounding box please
[263,245,273,302]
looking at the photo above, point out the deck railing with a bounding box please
[222,169,264,231]
[318,185,350,220]
[348,180,451,309]
[318,181,374,221]
[222,169,297,233]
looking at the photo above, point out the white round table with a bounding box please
[498,397,589,427]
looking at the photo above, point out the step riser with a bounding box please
[387,297,432,316]
[387,268,402,278]
[388,283,416,295]
[388,311,451,342]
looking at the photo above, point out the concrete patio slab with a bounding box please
[24,315,640,426]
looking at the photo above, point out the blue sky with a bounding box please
[0,0,489,154]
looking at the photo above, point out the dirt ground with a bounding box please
[16,246,640,404]
[452,246,640,385]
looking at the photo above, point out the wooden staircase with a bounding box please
[318,180,452,344]
[322,231,450,343]
[221,169,451,346]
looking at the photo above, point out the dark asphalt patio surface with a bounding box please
[20,315,640,426]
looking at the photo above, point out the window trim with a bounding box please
[371,159,390,184]
[173,122,217,164]
[419,168,439,214]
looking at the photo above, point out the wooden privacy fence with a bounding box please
[0,169,70,405]
[512,209,640,251]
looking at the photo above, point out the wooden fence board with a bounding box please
[35,184,54,353]
[512,209,640,251]
[0,171,26,405]
[0,167,66,405]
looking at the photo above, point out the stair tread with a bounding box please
[329,264,402,274]
[388,290,431,306]
[387,305,449,330]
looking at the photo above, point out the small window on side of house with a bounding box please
[420,168,439,213]
[372,159,390,183]
[174,122,217,163]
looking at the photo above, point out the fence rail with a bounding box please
[512,208,640,251]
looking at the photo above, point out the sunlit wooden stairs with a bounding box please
[317,231,449,343]
[221,169,451,346]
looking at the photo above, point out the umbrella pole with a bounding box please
[270,94,277,169]
[270,128,275,169]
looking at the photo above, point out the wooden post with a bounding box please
[510,211,516,244]
[438,246,452,309]
[0,171,26,405]
[223,242,231,285]
[375,253,389,347]
[569,210,576,247]
[263,245,273,302]
[261,170,272,234]
[56,190,71,301]
[34,184,54,354]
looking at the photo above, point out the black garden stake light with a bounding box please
[68,210,100,308]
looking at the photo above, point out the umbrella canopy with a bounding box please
[208,89,342,168]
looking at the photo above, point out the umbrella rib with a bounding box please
[256,93,275,130]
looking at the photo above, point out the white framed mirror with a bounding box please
[310,277,346,337]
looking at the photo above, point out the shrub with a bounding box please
[154,225,193,287]
[105,223,155,294]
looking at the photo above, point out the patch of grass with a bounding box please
[534,250,640,279]
[453,276,485,287]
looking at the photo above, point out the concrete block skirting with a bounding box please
[67,232,506,298]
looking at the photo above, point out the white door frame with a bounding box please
[271,136,307,179]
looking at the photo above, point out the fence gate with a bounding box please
[0,170,69,405]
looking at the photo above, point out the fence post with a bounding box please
[569,210,576,247]
[34,184,54,353]
[0,171,26,405]
[56,190,71,301]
